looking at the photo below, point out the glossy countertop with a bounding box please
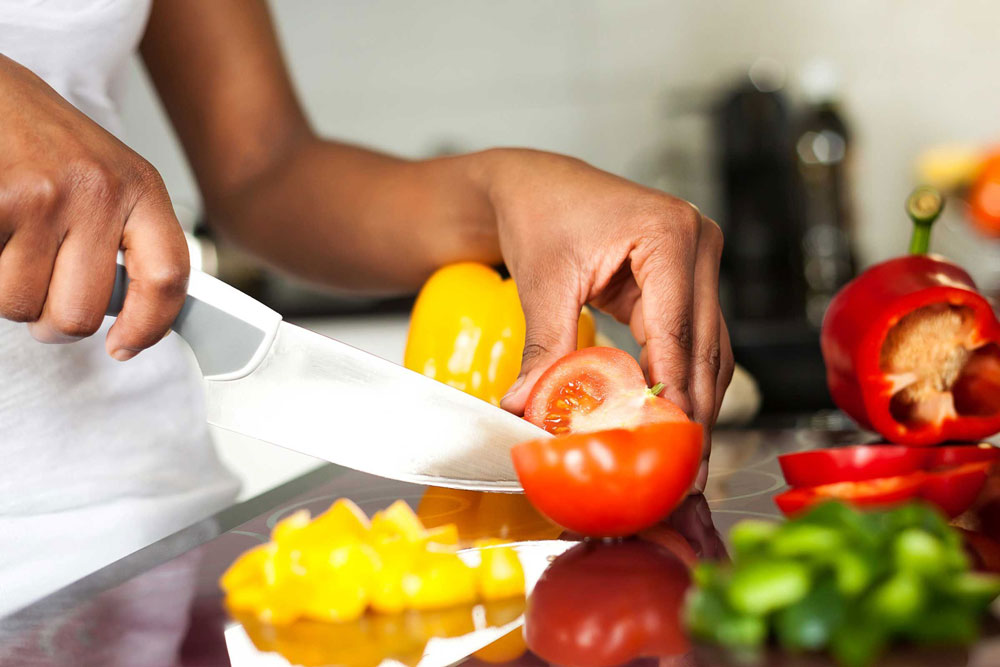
[3,423,1000,667]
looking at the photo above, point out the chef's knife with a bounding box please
[106,259,547,492]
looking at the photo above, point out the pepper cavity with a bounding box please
[880,304,1000,426]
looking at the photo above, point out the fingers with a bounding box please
[0,227,58,324]
[689,218,724,429]
[499,274,582,414]
[714,318,736,423]
[629,203,701,415]
[104,189,189,361]
[28,225,118,343]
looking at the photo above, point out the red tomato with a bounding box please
[774,475,925,516]
[926,444,1000,469]
[525,541,691,667]
[778,445,930,487]
[920,462,992,518]
[523,347,687,435]
[511,422,703,537]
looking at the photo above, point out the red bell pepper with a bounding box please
[821,187,1000,445]
[776,444,998,518]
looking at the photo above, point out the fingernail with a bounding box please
[111,348,138,362]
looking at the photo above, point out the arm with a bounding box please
[140,0,498,292]
[142,0,733,470]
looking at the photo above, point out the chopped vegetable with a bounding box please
[522,347,688,434]
[777,444,997,517]
[221,498,525,624]
[686,501,1000,667]
[512,421,703,537]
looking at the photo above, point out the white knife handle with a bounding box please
[106,256,282,381]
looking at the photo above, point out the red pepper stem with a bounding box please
[906,186,944,255]
[650,383,665,396]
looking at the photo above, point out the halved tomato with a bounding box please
[523,347,687,435]
[511,422,703,537]
[774,475,926,517]
[778,445,930,488]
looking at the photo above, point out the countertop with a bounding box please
[4,426,1000,667]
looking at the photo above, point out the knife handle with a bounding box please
[106,255,282,381]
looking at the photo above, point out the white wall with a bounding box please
[121,0,1000,269]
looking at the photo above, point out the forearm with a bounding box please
[206,139,502,292]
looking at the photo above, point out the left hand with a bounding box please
[484,149,733,487]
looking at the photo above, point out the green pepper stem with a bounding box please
[906,186,944,255]
[650,382,665,396]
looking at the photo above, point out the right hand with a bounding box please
[0,55,189,360]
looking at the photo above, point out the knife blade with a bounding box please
[107,259,547,492]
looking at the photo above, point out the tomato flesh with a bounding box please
[512,422,703,537]
[524,347,687,434]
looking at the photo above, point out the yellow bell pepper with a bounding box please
[404,262,596,406]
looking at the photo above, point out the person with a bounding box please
[0,0,732,613]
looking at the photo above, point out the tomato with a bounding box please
[523,347,687,435]
[525,541,690,666]
[778,445,930,488]
[926,444,1000,469]
[920,462,992,518]
[774,475,925,517]
[511,422,703,537]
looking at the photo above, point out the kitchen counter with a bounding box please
[3,427,999,667]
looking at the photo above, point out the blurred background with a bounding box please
[119,0,1000,493]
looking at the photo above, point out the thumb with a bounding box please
[500,278,581,415]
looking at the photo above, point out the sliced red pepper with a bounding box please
[920,462,992,518]
[779,445,930,487]
[774,475,925,517]
[822,255,1000,445]
[926,443,1000,468]
[778,443,1000,487]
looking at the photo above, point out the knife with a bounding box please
[106,258,547,492]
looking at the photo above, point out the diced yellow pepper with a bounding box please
[309,498,370,540]
[404,262,596,407]
[474,539,526,600]
[370,500,426,546]
[424,523,459,548]
[401,552,478,610]
[220,543,275,593]
[271,509,311,543]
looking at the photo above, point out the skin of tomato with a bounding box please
[774,475,925,517]
[511,422,703,537]
[523,347,647,430]
[525,541,691,667]
[778,445,930,488]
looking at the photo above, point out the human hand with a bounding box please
[485,149,733,485]
[0,55,189,360]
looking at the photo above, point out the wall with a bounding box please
[121,0,1000,268]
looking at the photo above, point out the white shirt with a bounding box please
[0,0,239,615]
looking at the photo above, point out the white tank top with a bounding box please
[0,0,238,615]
